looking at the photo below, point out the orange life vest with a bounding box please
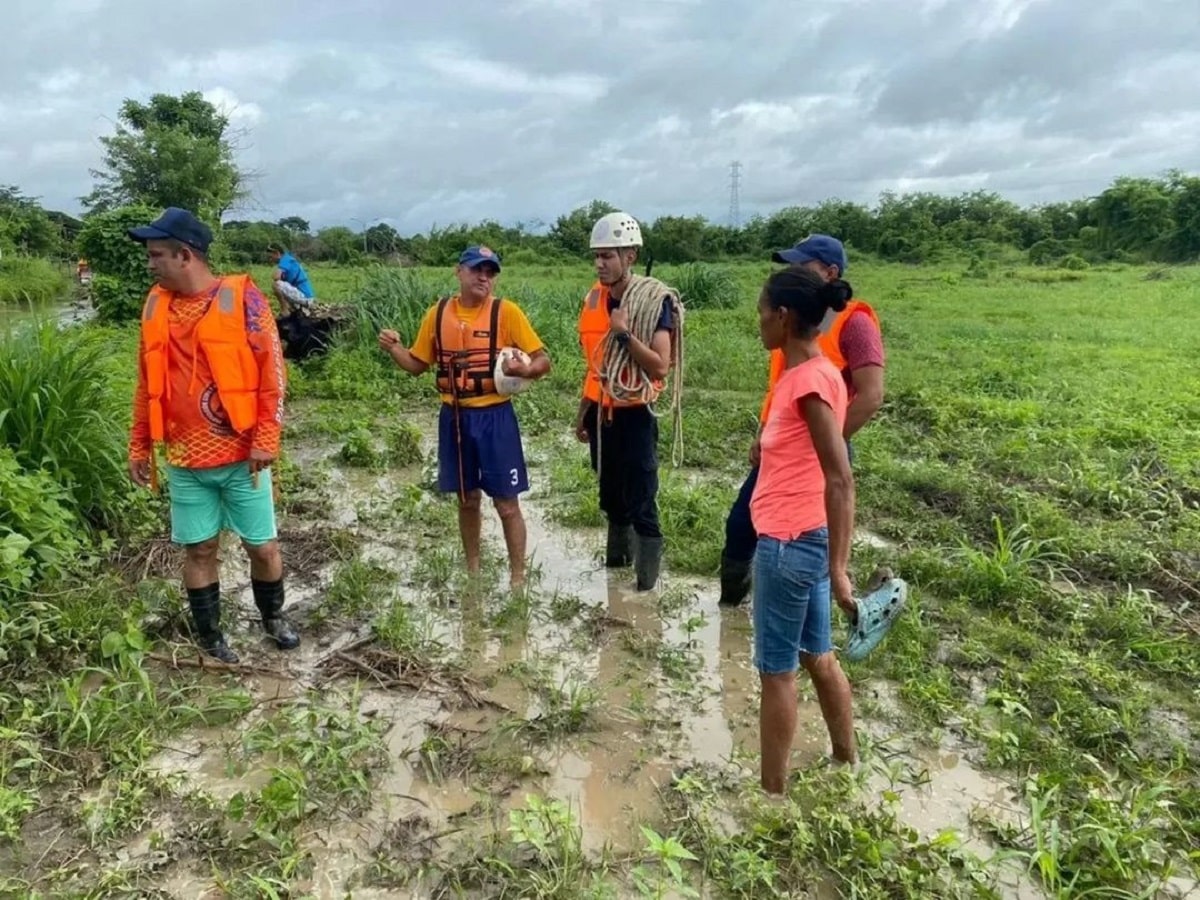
[140,275,260,441]
[577,281,663,408]
[433,294,504,400]
[759,299,880,423]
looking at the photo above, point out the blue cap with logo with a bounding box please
[771,234,847,274]
[127,207,214,253]
[458,244,501,272]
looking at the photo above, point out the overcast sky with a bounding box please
[5,0,1199,234]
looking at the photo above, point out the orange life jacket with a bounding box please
[433,294,503,400]
[140,275,260,441]
[759,299,880,423]
[577,281,663,408]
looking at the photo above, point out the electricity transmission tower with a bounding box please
[728,161,742,228]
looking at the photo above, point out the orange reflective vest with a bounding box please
[759,299,880,423]
[433,294,503,399]
[578,281,663,407]
[140,275,260,441]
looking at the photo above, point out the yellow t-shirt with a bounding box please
[410,295,544,408]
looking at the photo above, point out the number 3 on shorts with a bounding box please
[510,468,519,486]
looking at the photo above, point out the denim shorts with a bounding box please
[752,528,834,674]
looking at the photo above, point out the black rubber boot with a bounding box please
[252,577,300,650]
[605,522,634,568]
[718,553,753,607]
[634,535,664,592]
[187,583,239,664]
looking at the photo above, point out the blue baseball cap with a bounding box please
[458,244,501,272]
[127,207,214,253]
[772,234,847,274]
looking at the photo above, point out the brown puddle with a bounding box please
[99,435,1035,897]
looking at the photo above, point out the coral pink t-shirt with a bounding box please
[750,355,848,540]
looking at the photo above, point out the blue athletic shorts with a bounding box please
[437,401,529,498]
[752,528,834,674]
[165,461,277,546]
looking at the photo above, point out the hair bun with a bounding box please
[822,279,852,313]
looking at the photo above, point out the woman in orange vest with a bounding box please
[574,212,677,591]
[126,207,297,664]
[719,235,885,607]
[378,246,551,590]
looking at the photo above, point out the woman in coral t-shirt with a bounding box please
[750,267,859,793]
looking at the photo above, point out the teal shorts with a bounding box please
[165,461,277,546]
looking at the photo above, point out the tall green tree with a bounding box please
[1093,177,1173,258]
[0,186,65,257]
[82,91,248,222]
[548,200,618,255]
[277,216,310,236]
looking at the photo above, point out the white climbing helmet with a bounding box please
[589,211,643,249]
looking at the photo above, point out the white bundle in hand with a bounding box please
[494,347,533,396]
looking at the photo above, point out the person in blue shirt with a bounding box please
[268,244,315,314]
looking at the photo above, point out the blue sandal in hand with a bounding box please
[842,571,907,662]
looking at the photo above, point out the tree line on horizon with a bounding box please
[3,91,1199,270]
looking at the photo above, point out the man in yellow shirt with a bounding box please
[379,246,550,588]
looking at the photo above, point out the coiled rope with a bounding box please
[590,274,685,479]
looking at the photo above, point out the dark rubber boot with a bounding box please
[252,578,300,650]
[187,583,239,664]
[605,522,634,568]
[718,553,753,607]
[634,535,664,592]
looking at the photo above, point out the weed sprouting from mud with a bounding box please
[234,688,389,811]
[419,794,614,899]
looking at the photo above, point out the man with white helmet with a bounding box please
[575,211,681,591]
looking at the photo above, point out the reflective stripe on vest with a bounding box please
[140,275,260,440]
[434,295,503,399]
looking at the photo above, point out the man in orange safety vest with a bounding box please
[127,207,298,663]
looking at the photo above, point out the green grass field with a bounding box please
[1,258,1197,897]
[278,258,1200,894]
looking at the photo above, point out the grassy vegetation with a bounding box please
[0,256,71,305]
[0,258,1197,897]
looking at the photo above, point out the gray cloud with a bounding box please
[4,0,1199,233]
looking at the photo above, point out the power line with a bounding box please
[728,160,742,228]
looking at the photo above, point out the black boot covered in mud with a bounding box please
[718,553,753,607]
[634,535,664,592]
[187,583,239,664]
[252,578,300,650]
[605,522,634,568]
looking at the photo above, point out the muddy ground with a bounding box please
[8,401,1058,899]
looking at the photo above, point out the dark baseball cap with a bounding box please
[458,244,501,272]
[127,207,214,253]
[771,233,847,273]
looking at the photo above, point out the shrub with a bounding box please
[350,266,448,348]
[669,263,740,310]
[1060,254,1090,271]
[0,256,71,305]
[76,204,158,323]
[0,323,135,532]
[385,422,423,467]
[1028,238,1069,266]
[0,447,81,595]
[89,274,143,323]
